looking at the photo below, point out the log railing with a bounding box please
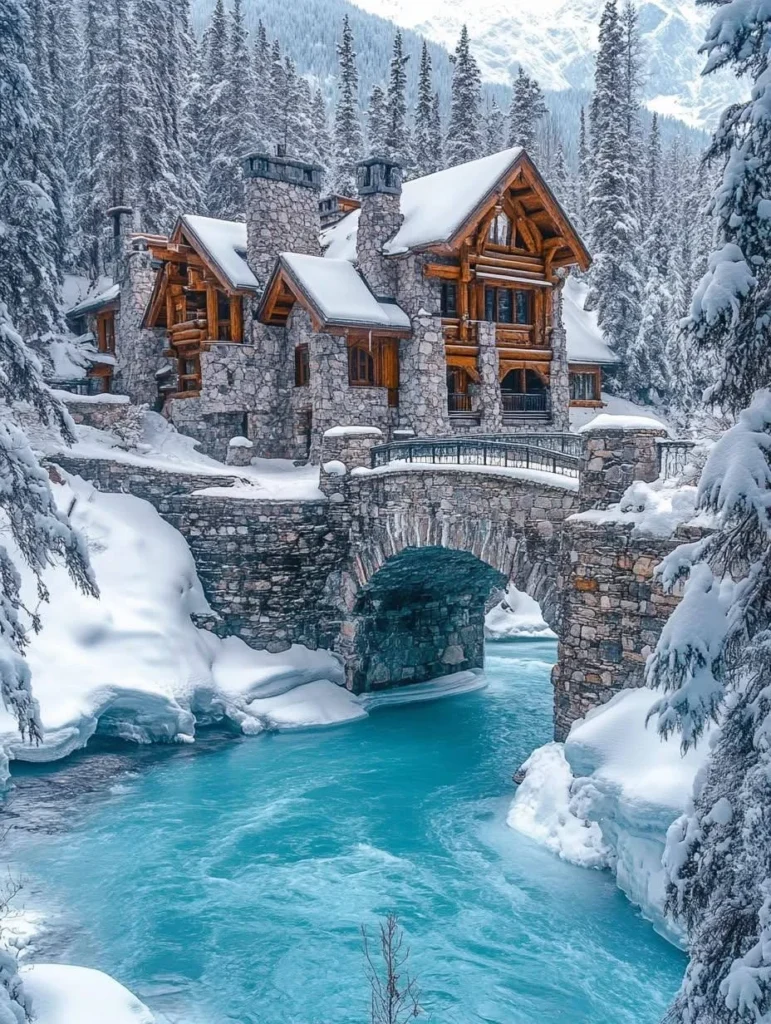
[370,437,581,478]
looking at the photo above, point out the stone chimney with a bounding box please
[355,156,403,299]
[241,151,324,289]
[106,205,134,281]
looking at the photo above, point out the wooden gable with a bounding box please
[430,150,590,274]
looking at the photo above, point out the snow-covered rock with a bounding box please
[509,686,713,944]
[21,964,154,1024]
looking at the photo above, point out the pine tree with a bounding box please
[507,67,547,158]
[199,0,228,170]
[384,30,411,169]
[446,25,482,167]
[575,106,590,235]
[207,0,260,219]
[331,15,363,196]
[366,84,387,154]
[645,5,771,1020]
[587,0,643,391]
[310,88,332,178]
[0,0,65,335]
[644,113,661,224]
[252,20,271,148]
[681,2,771,414]
[413,42,435,176]
[484,99,505,156]
[429,93,444,173]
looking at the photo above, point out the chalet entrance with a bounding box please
[500,367,551,422]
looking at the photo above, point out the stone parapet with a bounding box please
[578,420,669,510]
[47,454,240,510]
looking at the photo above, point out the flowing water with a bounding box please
[5,641,684,1023]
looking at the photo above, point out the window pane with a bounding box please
[440,282,457,317]
[498,289,513,323]
[515,290,531,324]
[484,287,495,322]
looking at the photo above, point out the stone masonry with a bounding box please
[548,279,571,433]
[579,421,668,510]
[355,158,403,299]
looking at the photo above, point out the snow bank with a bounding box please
[52,390,129,405]
[572,478,701,539]
[21,964,154,1024]
[569,393,672,433]
[0,474,356,780]
[485,585,556,639]
[509,687,713,944]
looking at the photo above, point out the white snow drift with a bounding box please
[509,686,712,944]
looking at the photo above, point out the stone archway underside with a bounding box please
[340,546,507,693]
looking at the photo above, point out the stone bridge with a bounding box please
[52,418,686,739]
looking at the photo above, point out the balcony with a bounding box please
[501,390,551,422]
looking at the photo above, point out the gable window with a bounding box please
[440,282,458,317]
[348,344,375,386]
[484,287,532,325]
[295,344,310,386]
[488,211,512,247]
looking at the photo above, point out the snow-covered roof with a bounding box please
[180,215,258,292]
[386,147,524,254]
[322,148,537,261]
[66,284,120,317]
[280,253,411,331]
[563,277,619,365]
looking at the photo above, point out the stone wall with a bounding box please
[48,454,239,509]
[60,396,133,431]
[477,321,503,432]
[243,171,321,289]
[158,494,347,653]
[356,190,401,298]
[397,314,451,438]
[552,518,697,740]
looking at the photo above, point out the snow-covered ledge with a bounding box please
[577,414,670,511]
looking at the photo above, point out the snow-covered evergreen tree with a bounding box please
[310,88,332,177]
[0,0,66,336]
[366,84,387,154]
[646,4,771,1019]
[206,0,260,219]
[485,99,506,156]
[384,30,411,169]
[681,1,771,415]
[507,66,548,158]
[446,25,482,167]
[331,15,363,196]
[430,93,444,173]
[252,20,271,148]
[587,0,643,392]
[413,42,435,176]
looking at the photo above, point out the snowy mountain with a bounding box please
[346,0,740,128]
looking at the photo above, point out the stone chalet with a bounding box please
[65,147,617,462]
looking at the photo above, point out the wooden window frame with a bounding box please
[295,344,310,387]
[440,281,458,317]
[484,286,533,326]
[569,367,602,406]
[348,344,376,386]
[96,310,116,354]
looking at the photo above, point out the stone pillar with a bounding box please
[319,426,383,490]
[309,329,353,462]
[355,157,402,298]
[549,274,571,432]
[397,314,450,437]
[241,152,324,289]
[578,420,669,510]
[477,321,503,432]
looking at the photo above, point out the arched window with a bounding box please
[348,344,376,386]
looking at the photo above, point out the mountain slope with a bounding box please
[347,0,739,128]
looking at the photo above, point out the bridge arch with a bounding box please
[336,470,578,692]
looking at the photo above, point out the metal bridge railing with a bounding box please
[370,437,581,478]
[456,432,584,457]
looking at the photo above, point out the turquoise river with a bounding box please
[5,640,685,1023]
